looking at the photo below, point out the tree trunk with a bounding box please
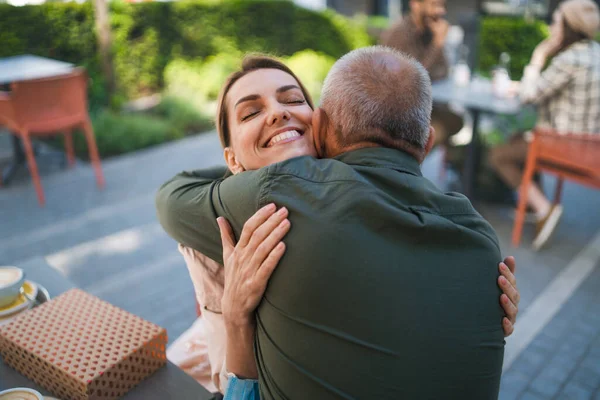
[94,0,115,98]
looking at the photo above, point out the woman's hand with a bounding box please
[498,256,519,337]
[218,204,291,379]
[219,203,290,326]
[530,35,562,68]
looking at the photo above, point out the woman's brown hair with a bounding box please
[558,15,589,54]
[216,55,315,148]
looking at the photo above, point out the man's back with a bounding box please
[254,148,504,399]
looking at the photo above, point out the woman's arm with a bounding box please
[218,204,290,379]
[155,166,269,264]
[520,40,577,105]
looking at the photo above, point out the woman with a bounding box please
[166,55,521,394]
[490,0,600,250]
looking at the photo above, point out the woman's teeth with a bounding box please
[267,130,301,147]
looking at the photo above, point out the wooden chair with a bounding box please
[512,128,600,246]
[0,69,104,206]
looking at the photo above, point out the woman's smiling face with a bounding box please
[224,68,317,173]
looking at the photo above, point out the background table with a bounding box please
[0,55,75,185]
[0,257,215,400]
[431,79,522,198]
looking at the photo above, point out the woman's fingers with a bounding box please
[217,217,236,261]
[256,242,286,284]
[499,281,519,325]
[249,218,290,271]
[501,293,518,335]
[246,207,289,252]
[502,317,515,337]
[503,256,517,276]
[237,203,277,248]
[499,261,519,303]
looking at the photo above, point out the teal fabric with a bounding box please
[225,376,260,400]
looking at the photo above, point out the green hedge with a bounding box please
[478,17,548,80]
[0,0,370,101]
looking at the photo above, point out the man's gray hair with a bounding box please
[320,46,432,149]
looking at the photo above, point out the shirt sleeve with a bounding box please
[155,166,269,264]
[224,376,260,400]
[519,54,577,105]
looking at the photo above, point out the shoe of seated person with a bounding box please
[532,205,564,251]
[510,208,539,224]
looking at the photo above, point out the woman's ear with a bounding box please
[224,147,245,174]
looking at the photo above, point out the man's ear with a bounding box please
[311,107,329,158]
[423,126,435,158]
[223,147,244,175]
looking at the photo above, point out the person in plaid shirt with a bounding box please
[490,0,600,250]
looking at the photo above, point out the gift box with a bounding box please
[0,288,167,400]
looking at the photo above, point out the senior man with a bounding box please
[157,47,505,399]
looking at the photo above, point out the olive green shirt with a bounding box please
[156,147,504,400]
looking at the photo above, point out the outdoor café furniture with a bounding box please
[512,128,600,247]
[0,257,215,400]
[431,78,522,199]
[0,55,75,187]
[0,68,105,206]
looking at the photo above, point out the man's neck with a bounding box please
[327,142,424,163]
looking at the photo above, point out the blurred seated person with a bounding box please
[490,0,600,250]
[381,0,463,147]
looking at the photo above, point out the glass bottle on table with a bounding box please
[453,44,471,87]
[493,52,511,98]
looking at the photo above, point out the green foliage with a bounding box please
[478,17,548,80]
[73,110,182,158]
[0,0,369,101]
[153,95,214,134]
[285,50,336,104]
[366,15,390,30]
[1,0,370,157]
[192,53,243,100]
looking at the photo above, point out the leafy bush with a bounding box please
[87,111,182,157]
[192,53,243,100]
[285,50,336,104]
[152,95,214,134]
[478,16,548,80]
[0,1,370,101]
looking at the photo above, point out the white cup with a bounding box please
[0,388,44,400]
[0,267,26,308]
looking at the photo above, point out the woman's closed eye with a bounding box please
[241,109,260,121]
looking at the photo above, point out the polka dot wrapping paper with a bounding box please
[0,289,167,400]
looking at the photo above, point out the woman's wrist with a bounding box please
[224,312,255,330]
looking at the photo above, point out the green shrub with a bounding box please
[193,53,243,100]
[164,58,208,107]
[478,16,548,80]
[0,0,370,101]
[285,50,336,104]
[84,110,182,158]
[153,95,214,134]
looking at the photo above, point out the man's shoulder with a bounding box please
[266,156,358,183]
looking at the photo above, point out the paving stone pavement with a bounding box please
[500,262,600,400]
[1,130,599,395]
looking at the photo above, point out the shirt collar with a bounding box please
[334,147,423,177]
